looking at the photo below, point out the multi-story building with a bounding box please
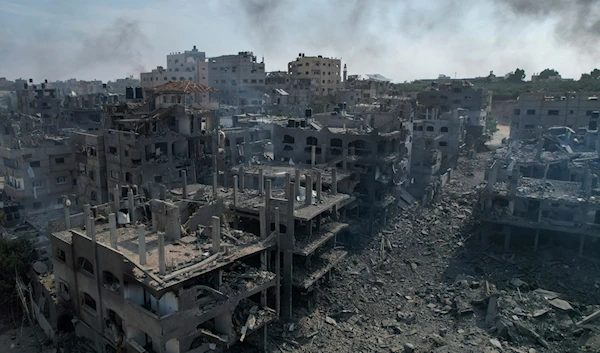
[208,51,265,106]
[50,195,277,353]
[417,80,491,138]
[102,81,216,195]
[410,108,466,200]
[141,46,209,90]
[510,92,600,139]
[63,91,123,129]
[0,116,78,216]
[16,81,63,119]
[479,126,600,255]
[287,54,342,97]
[74,132,108,206]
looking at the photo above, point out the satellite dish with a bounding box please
[33,261,48,274]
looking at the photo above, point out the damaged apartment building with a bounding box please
[510,91,600,139]
[417,80,491,143]
[102,81,217,204]
[410,108,466,202]
[43,176,278,353]
[0,110,79,224]
[480,113,600,256]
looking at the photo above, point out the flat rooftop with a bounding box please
[490,177,600,204]
[63,220,274,290]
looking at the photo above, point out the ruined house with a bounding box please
[510,92,600,139]
[480,120,600,256]
[417,80,491,140]
[410,108,466,200]
[0,112,79,221]
[16,81,63,120]
[102,81,217,200]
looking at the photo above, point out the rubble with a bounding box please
[256,148,600,353]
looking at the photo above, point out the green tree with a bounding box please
[580,68,600,81]
[507,68,526,82]
[538,68,560,79]
[0,237,34,302]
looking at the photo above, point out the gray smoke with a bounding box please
[495,0,600,52]
[76,18,150,77]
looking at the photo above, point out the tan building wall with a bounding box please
[288,55,341,96]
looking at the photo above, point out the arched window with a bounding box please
[306,136,318,146]
[77,257,94,275]
[81,292,97,312]
[440,126,449,132]
[282,135,295,144]
[426,126,434,132]
[283,145,293,151]
[103,271,121,293]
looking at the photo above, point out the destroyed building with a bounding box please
[74,131,109,205]
[510,92,600,139]
[16,80,63,120]
[270,105,412,233]
[480,118,600,256]
[102,81,217,197]
[47,181,278,353]
[0,112,79,221]
[208,52,266,107]
[63,90,124,130]
[417,80,491,140]
[410,108,466,200]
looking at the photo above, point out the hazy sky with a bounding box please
[1,0,599,83]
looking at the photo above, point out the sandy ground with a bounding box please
[488,124,510,148]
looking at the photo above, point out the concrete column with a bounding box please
[274,208,281,317]
[259,206,266,238]
[259,168,264,195]
[138,225,146,265]
[213,167,218,198]
[233,175,238,208]
[486,161,499,191]
[181,169,188,199]
[342,148,348,169]
[109,213,118,249]
[316,172,322,201]
[282,184,295,320]
[191,164,198,184]
[113,184,120,212]
[88,217,96,243]
[321,143,327,163]
[311,145,316,166]
[305,174,312,206]
[508,200,515,216]
[331,168,337,194]
[128,188,135,221]
[239,168,245,191]
[84,203,91,233]
[147,182,154,199]
[265,180,272,226]
[285,173,291,199]
[534,229,539,252]
[63,195,71,230]
[158,231,166,275]
[159,184,167,200]
[212,216,221,254]
[294,169,300,198]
